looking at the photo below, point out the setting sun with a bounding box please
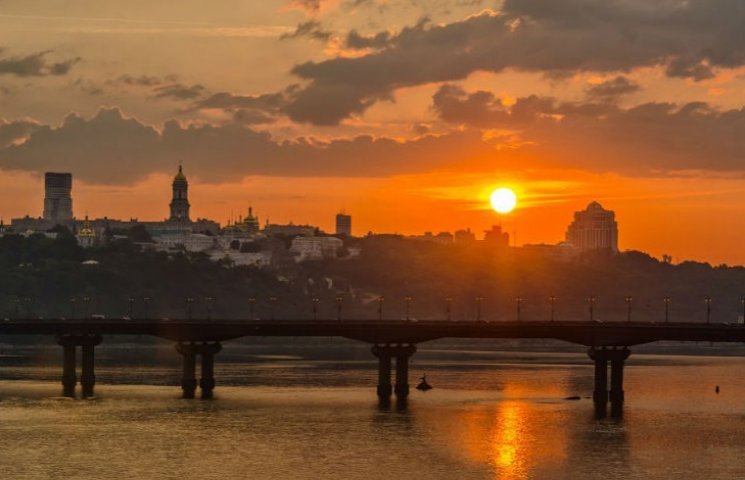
[490,187,517,214]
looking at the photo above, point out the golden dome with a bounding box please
[174,164,187,182]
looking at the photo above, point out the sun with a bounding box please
[490,187,517,214]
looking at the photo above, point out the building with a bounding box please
[454,228,476,242]
[43,172,73,225]
[484,225,509,246]
[223,207,260,237]
[263,223,318,237]
[565,201,619,253]
[169,165,190,222]
[289,236,343,262]
[76,216,96,248]
[335,212,352,236]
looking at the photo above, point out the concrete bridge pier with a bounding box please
[394,345,417,398]
[57,334,103,398]
[175,342,222,399]
[61,340,77,398]
[175,343,198,399]
[199,342,222,400]
[371,344,417,399]
[371,345,393,398]
[588,346,631,416]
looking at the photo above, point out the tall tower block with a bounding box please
[336,212,352,236]
[169,165,191,222]
[43,172,73,224]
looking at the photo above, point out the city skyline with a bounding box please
[1,1,744,264]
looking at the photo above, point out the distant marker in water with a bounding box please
[715,385,720,394]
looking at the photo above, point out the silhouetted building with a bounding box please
[43,172,73,224]
[454,228,476,242]
[484,225,509,246]
[169,165,190,222]
[336,212,352,236]
[566,201,618,253]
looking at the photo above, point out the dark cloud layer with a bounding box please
[585,76,640,101]
[0,107,494,184]
[2,97,745,185]
[432,84,745,173]
[282,0,745,124]
[0,49,80,77]
[280,21,332,42]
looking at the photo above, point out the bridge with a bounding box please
[2,318,744,415]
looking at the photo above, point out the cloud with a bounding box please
[152,83,206,101]
[431,84,745,174]
[0,119,41,148]
[280,0,745,124]
[0,107,495,184]
[585,76,641,101]
[345,30,391,50]
[280,21,332,42]
[0,49,80,77]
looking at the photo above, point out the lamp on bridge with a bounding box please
[185,297,194,320]
[248,297,256,320]
[82,296,90,319]
[69,297,76,320]
[404,296,413,321]
[587,296,596,322]
[625,296,633,322]
[515,296,523,322]
[475,296,484,322]
[663,296,671,323]
[445,296,453,321]
[205,296,214,320]
[143,296,150,320]
[128,296,135,318]
[312,297,320,321]
[269,296,278,320]
[548,295,557,322]
[377,296,384,321]
[705,296,712,324]
[336,295,343,321]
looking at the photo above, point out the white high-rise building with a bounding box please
[565,201,618,253]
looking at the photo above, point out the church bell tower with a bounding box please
[169,165,191,222]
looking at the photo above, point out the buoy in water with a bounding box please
[716,385,720,394]
[416,374,433,391]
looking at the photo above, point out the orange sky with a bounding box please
[1,1,745,265]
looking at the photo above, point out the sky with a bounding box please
[1,0,745,264]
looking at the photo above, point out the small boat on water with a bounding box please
[416,374,433,391]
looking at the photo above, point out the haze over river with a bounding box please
[1,342,745,479]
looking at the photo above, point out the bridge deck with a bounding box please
[2,319,745,346]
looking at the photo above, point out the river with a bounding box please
[1,342,744,479]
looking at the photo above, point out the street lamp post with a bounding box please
[475,296,484,322]
[248,297,256,320]
[312,297,319,321]
[336,295,343,321]
[705,296,712,324]
[625,296,633,323]
[377,296,384,321]
[663,296,671,323]
[23,297,32,319]
[69,297,76,319]
[128,296,135,318]
[404,296,413,321]
[587,296,596,322]
[269,296,277,320]
[143,297,150,320]
[186,297,194,320]
[445,296,453,321]
[548,296,557,322]
[83,296,91,319]
[515,296,523,322]
[205,296,214,320]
